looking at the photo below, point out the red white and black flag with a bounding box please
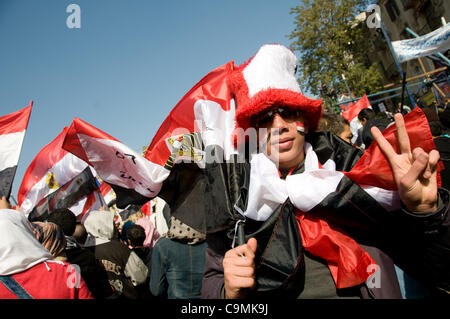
[28,166,106,222]
[0,102,32,199]
[17,127,89,217]
[62,117,170,208]
[62,61,237,227]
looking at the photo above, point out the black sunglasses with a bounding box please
[251,107,302,127]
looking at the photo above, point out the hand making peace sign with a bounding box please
[371,113,441,213]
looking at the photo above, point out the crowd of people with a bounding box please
[1,43,450,300]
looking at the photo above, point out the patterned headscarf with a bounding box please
[166,216,205,245]
[31,221,67,260]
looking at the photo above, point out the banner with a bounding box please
[392,23,450,63]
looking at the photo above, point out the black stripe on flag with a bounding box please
[0,166,17,199]
[28,167,102,221]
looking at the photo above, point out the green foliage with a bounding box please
[289,0,383,101]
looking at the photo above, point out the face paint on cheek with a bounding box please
[296,122,306,136]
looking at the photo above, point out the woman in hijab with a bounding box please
[135,217,160,248]
[31,221,67,261]
[0,202,92,299]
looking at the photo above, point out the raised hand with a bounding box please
[0,196,11,210]
[223,237,257,299]
[371,113,440,213]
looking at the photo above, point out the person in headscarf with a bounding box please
[31,221,67,261]
[135,217,160,248]
[83,210,149,299]
[0,199,92,299]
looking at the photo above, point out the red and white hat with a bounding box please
[229,44,323,132]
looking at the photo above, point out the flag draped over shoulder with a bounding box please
[241,107,441,289]
[17,127,89,217]
[0,102,32,199]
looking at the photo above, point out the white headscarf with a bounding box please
[83,210,116,247]
[0,209,53,275]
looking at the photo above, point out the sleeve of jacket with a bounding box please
[124,251,148,286]
[391,187,450,294]
[201,231,230,299]
[149,241,167,297]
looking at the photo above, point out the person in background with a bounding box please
[150,216,207,299]
[0,197,92,299]
[30,221,67,261]
[354,108,376,148]
[73,222,88,246]
[47,208,114,299]
[317,112,353,143]
[83,210,148,299]
[126,223,154,299]
[135,216,160,248]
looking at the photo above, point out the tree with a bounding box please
[289,0,383,110]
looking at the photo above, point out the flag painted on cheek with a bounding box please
[0,102,32,199]
[296,121,305,135]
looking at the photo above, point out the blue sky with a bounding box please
[0,0,301,201]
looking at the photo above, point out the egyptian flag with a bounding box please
[99,181,116,207]
[62,61,238,233]
[62,117,170,208]
[0,102,32,199]
[341,94,371,123]
[28,166,106,222]
[17,127,89,217]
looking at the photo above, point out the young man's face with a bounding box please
[338,124,352,144]
[252,107,307,170]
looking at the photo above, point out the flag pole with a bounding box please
[400,72,407,114]
[376,14,416,109]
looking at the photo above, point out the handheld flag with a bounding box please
[341,94,371,122]
[0,102,32,199]
[17,127,89,217]
[28,166,106,221]
[62,117,170,208]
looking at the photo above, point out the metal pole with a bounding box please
[400,72,407,113]
[376,13,416,108]
[341,74,352,95]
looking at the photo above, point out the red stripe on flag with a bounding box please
[0,101,33,135]
[17,127,70,206]
[341,95,370,122]
[63,117,119,165]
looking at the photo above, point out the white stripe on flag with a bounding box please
[0,131,25,172]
